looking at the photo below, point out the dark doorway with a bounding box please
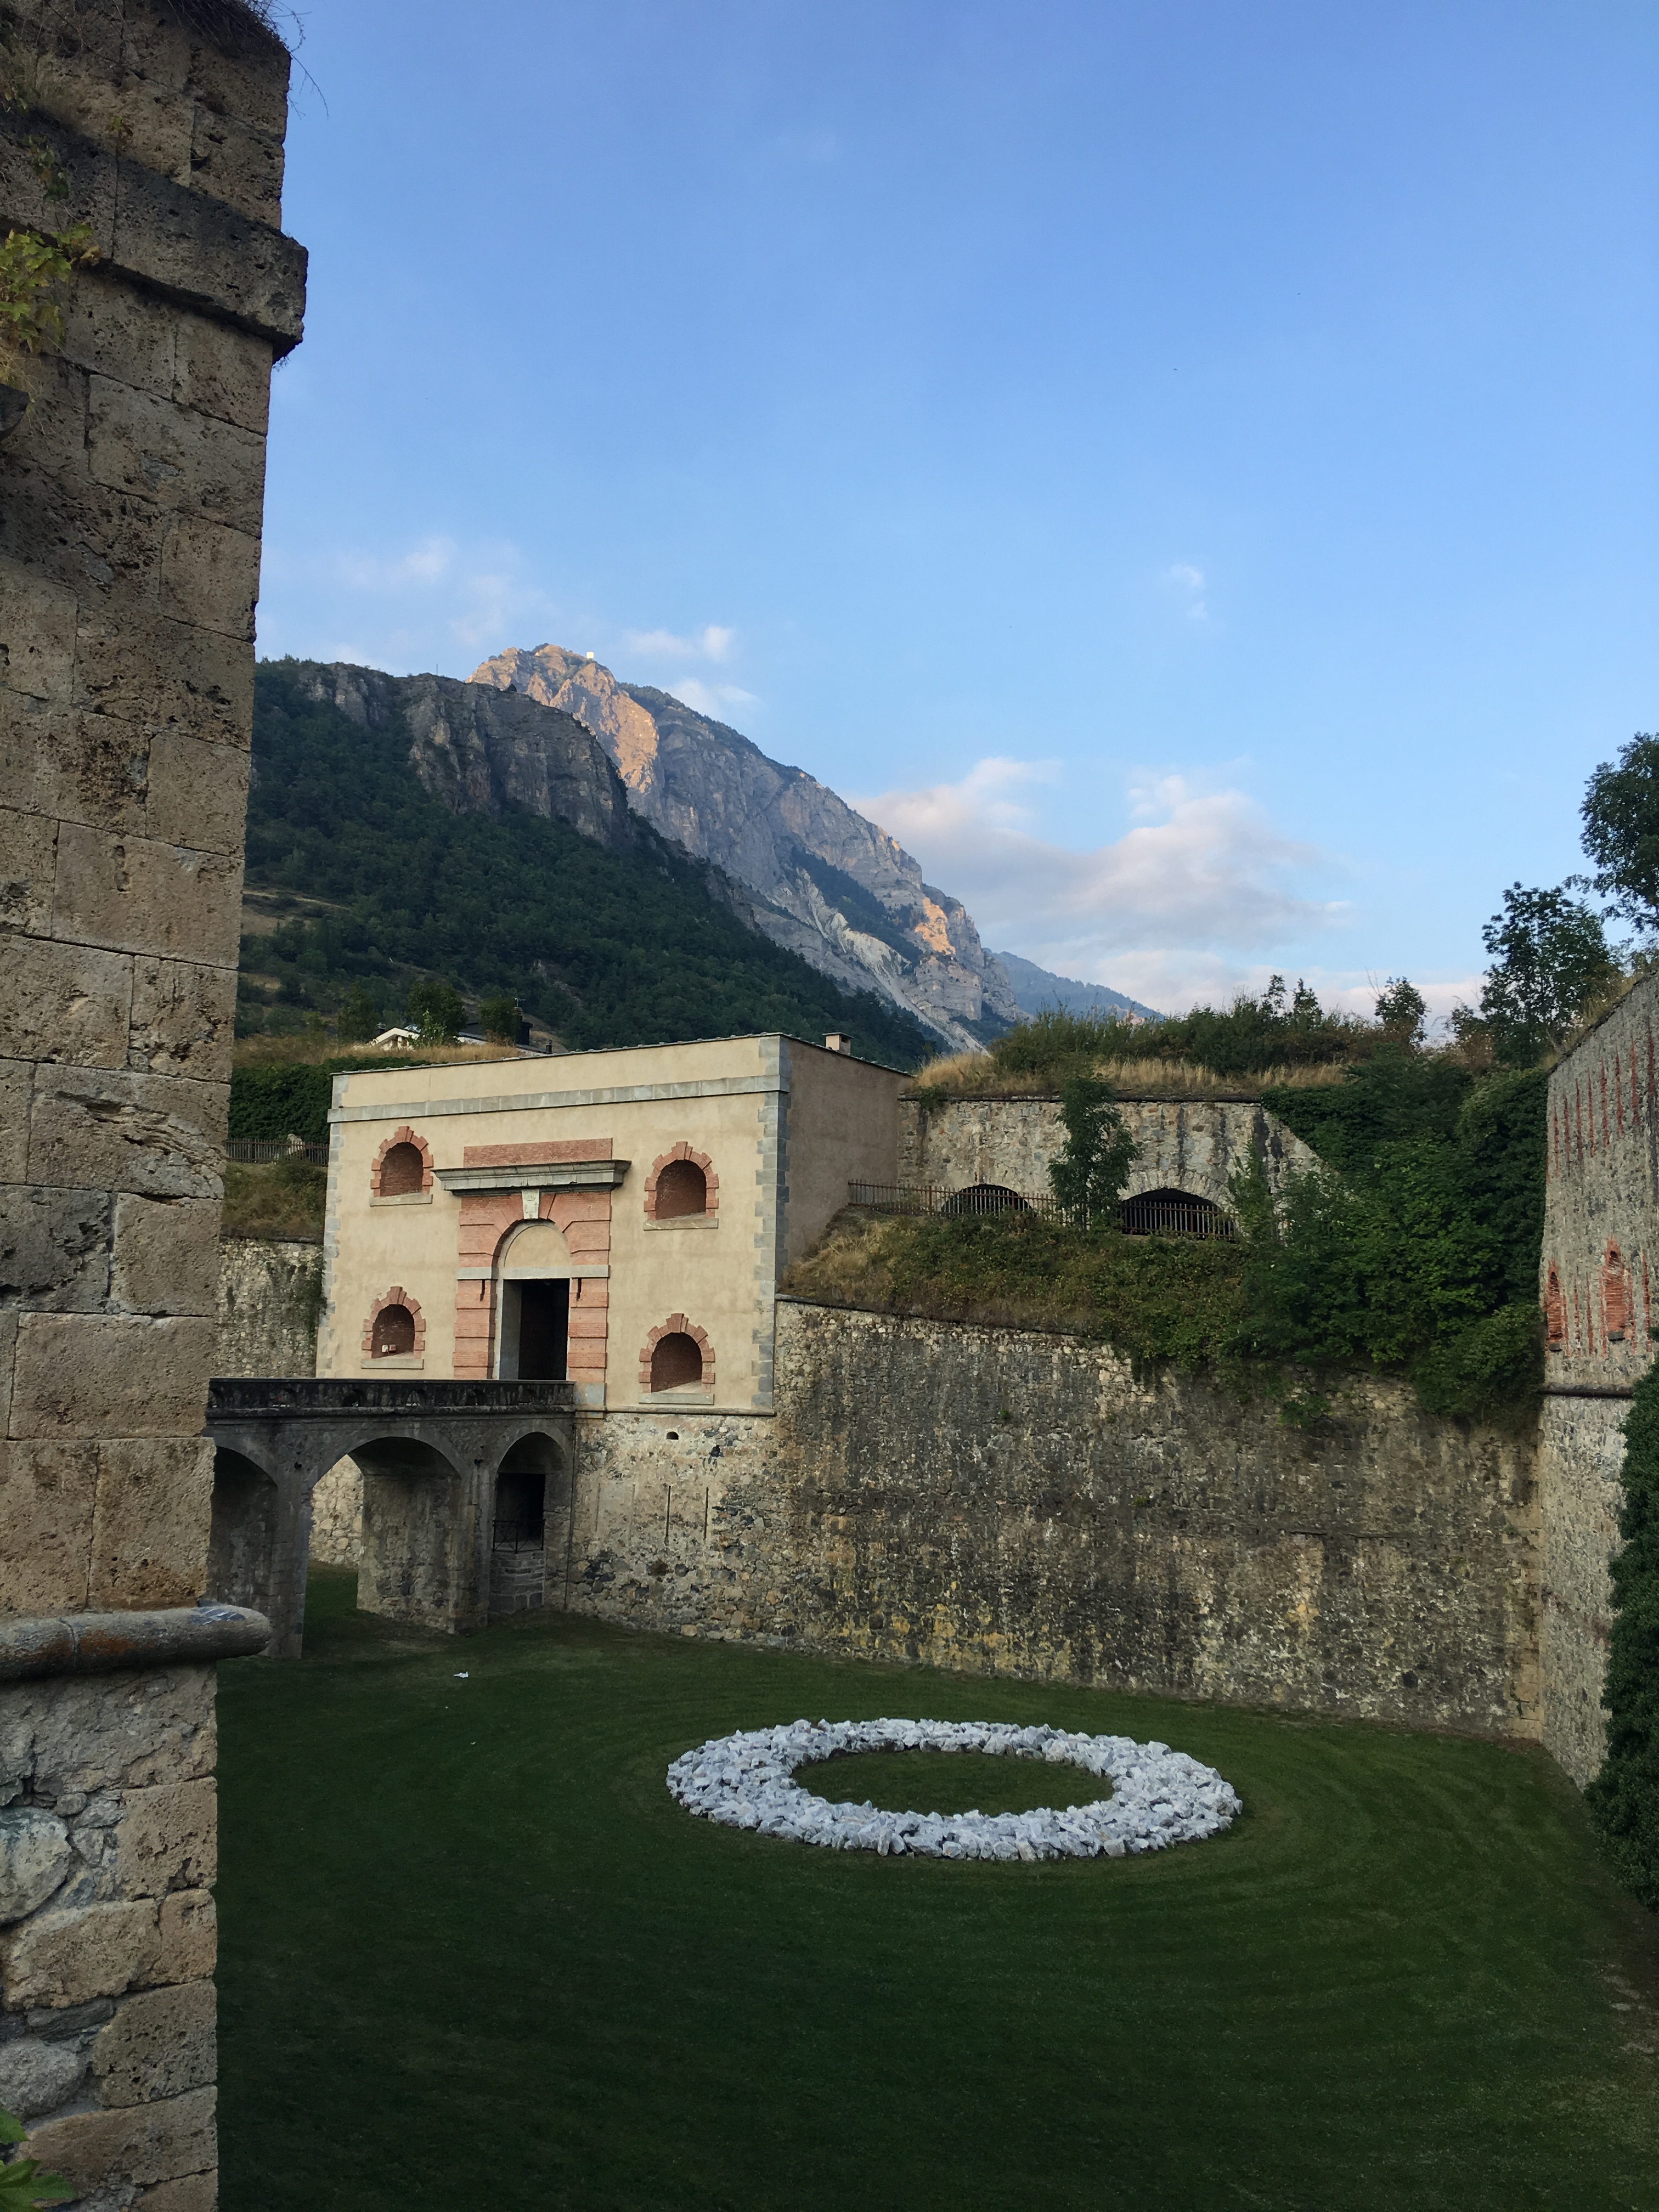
[509,1279,569,1380]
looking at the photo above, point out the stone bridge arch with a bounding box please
[205,1379,578,1656]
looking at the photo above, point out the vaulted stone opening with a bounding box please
[654,1158,708,1218]
[651,1330,704,1391]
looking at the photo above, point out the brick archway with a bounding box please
[639,1313,714,1393]
[363,1285,426,1359]
[371,1125,434,1198]
[644,1143,719,1222]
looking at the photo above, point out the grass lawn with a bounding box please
[217,1568,1659,2211]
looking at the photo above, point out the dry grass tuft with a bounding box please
[906,1054,1354,1101]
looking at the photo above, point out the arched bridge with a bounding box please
[205,1377,578,1658]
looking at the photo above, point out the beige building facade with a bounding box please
[316,1034,906,1413]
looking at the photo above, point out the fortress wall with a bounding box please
[569,1303,1541,1737]
[1532,970,1659,1781]
[1,4,302,2198]
[1538,1393,1626,1786]
[897,1096,1321,1211]
[215,1236,321,1379]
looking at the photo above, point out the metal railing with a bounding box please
[227,1139,330,1166]
[492,1519,546,1553]
[846,1180,1235,1240]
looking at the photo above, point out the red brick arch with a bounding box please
[371,1125,433,1198]
[362,1285,426,1359]
[638,1313,714,1393]
[644,1143,719,1222]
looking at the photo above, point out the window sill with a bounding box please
[371,1192,432,1207]
[363,1355,425,1369]
[644,1214,719,1231]
[638,1387,715,1404]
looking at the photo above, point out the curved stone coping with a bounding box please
[0,1604,272,1682]
[667,1718,1241,1860]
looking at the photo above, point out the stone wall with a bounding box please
[0,1667,217,2196]
[568,1304,1541,1736]
[897,1094,1321,1211]
[1,0,302,2196]
[1533,971,1659,1784]
[214,1237,320,1379]
[1538,1393,1625,1786]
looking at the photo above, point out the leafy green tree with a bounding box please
[1048,1074,1136,1231]
[0,2106,72,2207]
[406,978,465,1045]
[1581,731,1659,930]
[479,991,521,1045]
[1478,882,1616,1063]
[336,982,380,1043]
[1587,1360,1659,1906]
[1374,976,1427,1043]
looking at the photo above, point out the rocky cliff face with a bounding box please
[471,644,1018,1051]
[293,662,639,854]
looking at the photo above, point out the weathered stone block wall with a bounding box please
[1538,1393,1625,1786]
[0,1667,217,2198]
[1532,972,1659,1784]
[213,1236,320,1379]
[898,1095,1321,1211]
[2,1,301,2195]
[568,1305,1541,1736]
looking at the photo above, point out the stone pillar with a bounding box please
[0,1,304,2200]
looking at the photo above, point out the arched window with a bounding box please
[379,1142,425,1197]
[1604,1243,1630,1342]
[941,1182,1028,1217]
[1544,1265,1567,1351]
[651,1331,704,1391]
[645,1144,719,1224]
[654,1158,708,1219]
[371,1303,415,1357]
[1119,1188,1234,1239]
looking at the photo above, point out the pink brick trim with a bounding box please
[370,1126,433,1198]
[644,1142,719,1223]
[362,1285,426,1358]
[462,1138,613,1166]
[638,1312,714,1392]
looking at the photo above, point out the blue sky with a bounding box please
[259,0,1657,1016]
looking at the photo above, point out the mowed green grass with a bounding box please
[216,1568,1659,2211]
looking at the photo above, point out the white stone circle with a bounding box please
[666,1717,1241,1861]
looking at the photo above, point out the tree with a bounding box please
[1374,976,1427,1044]
[1478,883,1616,1064]
[336,983,379,1043]
[479,991,521,1045]
[407,978,465,1045]
[1582,732,1659,931]
[1048,1074,1136,1231]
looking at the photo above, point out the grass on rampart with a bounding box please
[221,1154,328,1240]
[784,1209,1248,1371]
[215,1569,1659,2211]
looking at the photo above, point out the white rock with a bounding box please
[664,1718,1240,1862]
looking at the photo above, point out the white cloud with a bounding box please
[1164,562,1209,622]
[662,676,760,718]
[853,758,1357,1012]
[625,624,736,664]
[257,533,562,675]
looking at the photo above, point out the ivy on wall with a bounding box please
[1587,1367,1659,1907]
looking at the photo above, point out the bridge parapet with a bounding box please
[205,1376,577,1655]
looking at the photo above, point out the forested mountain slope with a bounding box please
[238,661,932,1066]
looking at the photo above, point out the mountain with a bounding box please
[239,661,933,1067]
[470,644,1019,1052]
[995,952,1163,1025]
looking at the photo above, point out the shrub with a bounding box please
[228,1063,334,1144]
[1048,1074,1135,1230]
